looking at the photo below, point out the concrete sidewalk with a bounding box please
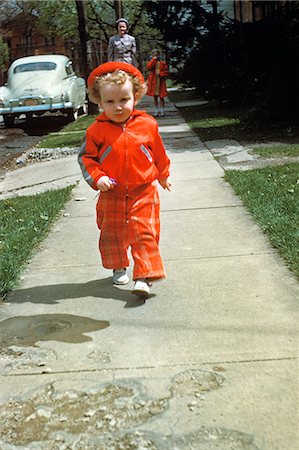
[0,97,298,449]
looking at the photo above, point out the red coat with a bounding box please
[78,109,170,281]
[78,109,170,196]
[146,58,168,98]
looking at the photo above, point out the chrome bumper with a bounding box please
[0,101,74,115]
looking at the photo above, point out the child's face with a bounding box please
[99,78,139,123]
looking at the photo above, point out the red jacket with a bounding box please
[79,109,170,196]
[146,58,168,98]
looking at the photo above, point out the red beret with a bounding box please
[87,62,144,88]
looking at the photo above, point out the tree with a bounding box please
[75,0,98,114]
[144,0,213,71]
[0,34,9,84]
[0,0,163,82]
[145,0,299,120]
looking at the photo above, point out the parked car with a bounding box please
[0,54,86,127]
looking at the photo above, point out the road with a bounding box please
[0,114,69,179]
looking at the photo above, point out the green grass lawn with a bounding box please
[61,114,98,132]
[37,132,84,148]
[250,144,299,158]
[225,163,299,278]
[37,115,97,148]
[188,116,240,129]
[169,87,299,279]
[0,186,74,299]
[168,88,299,144]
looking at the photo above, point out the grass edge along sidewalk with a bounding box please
[170,92,299,281]
[0,186,74,300]
[225,163,299,279]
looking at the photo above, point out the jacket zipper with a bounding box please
[122,122,129,224]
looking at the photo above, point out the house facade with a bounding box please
[0,11,95,81]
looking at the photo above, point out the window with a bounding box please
[14,62,57,73]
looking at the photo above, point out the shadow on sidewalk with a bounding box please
[7,278,152,307]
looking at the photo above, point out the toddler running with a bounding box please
[78,62,171,298]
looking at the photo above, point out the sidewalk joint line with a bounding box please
[0,174,79,194]
[161,205,241,213]
[19,252,272,272]
[163,251,271,262]
[3,356,297,378]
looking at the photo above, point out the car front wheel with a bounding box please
[78,103,87,116]
[3,115,15,128]
[66,109,79,122]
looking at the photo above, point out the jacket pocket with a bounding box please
[140,144,153,163]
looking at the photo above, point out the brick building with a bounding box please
[0,11,94,81]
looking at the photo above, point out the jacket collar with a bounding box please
[96,108,147,123]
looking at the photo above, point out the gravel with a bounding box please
[15,147,80,166]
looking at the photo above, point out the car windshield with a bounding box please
[13,62,57,74]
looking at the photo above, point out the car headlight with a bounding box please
[61,92,69,102]
[0,99,5,107]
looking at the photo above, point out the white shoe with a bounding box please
[132,279,150,299]
[113,269,129,285]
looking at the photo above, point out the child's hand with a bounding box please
[158,178,172,191]
[97,176,116,192]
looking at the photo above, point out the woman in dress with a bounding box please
[108,18,138,67]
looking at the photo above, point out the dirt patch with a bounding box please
[0,382,168,447]
[170,369,225,396]
[0,368,262,449]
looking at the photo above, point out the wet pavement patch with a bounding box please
[0,314,110,347]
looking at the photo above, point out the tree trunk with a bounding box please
[75,0,98,114]
[114,0,124,20]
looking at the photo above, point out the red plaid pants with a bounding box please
[96,183,166,281]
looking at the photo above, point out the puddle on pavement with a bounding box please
[0,314,110,347]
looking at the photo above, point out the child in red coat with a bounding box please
[146,49,169,117]
[78,61,171,299]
